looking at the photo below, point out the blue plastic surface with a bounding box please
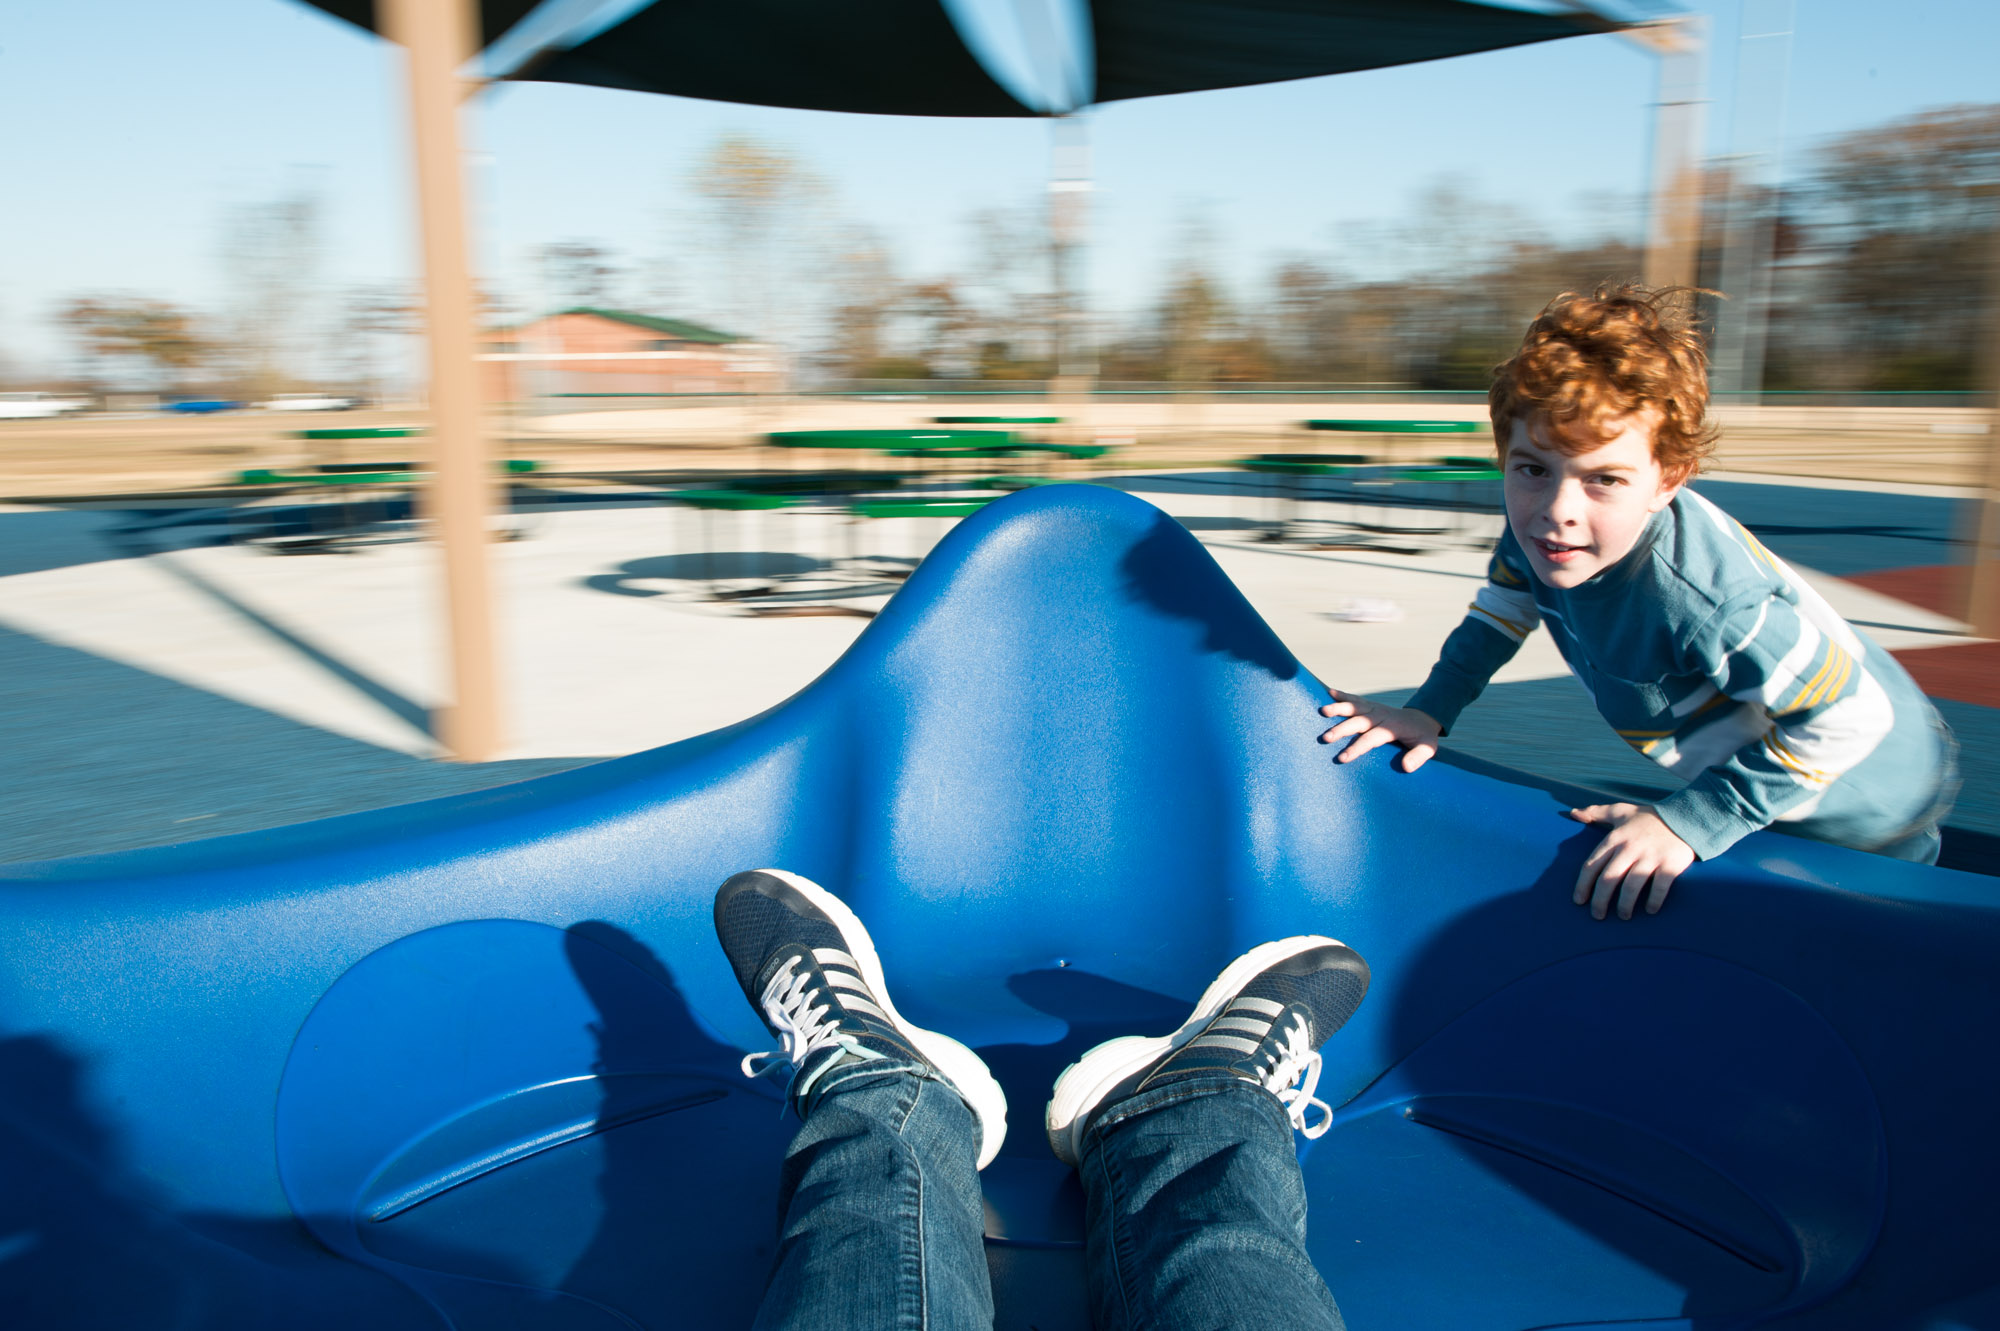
[2,484,1996,1328]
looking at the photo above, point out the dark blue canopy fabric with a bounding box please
[300,0,1612,116]
[1088,0,1606,105]
[527,0,1037,116]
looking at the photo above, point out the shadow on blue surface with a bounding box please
[3,485,1996,1329]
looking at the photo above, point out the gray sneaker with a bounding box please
[1044,936,1369,1166]
[713,868,1009,1169]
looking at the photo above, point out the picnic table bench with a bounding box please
[227,458,540,553]
[1233,447,1501,551]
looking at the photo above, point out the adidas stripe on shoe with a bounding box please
[1044,936,1369,1167]
[713,868,1009,1169]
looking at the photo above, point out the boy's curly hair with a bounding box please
[1490,284,1719,482]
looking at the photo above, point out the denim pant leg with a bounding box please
[1078,1073,1345,1331]
[753,1059,993,1331]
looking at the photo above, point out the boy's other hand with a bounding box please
[1566,804,1695,921]
[1317,692,1441,773]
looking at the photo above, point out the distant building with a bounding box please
[479,308,779,403]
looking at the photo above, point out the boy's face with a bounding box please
[1502,413,1683,589]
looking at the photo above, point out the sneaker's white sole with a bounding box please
[1044,935,1347,1167]
[755,869,1010,1170]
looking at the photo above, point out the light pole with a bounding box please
[1710,0,1796,404]
[1048,111,1094,418]
[1624,15,1710,293]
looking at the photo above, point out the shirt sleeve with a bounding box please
[1405,533,1541,734]
[1652,588,1897,859]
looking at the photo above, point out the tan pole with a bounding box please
[381,0,505,761]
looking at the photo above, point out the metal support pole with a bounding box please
[1048,112,1095,434]
[1710,0,1794,402]
[1628,17,1709,292]
[382,0,504,761]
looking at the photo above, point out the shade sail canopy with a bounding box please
[301,0,1618,117]
[307,0,543,50]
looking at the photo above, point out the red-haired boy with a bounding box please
[1319,286,1958,919]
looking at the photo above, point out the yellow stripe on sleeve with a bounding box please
[1762,732,1830,785]
[1784,651,1837,715]
[1468,603,1530,642]
[1794,645,1852,714]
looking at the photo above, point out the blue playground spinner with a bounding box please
[2,485,1995,1329]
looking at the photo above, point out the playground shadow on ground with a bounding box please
[0,624,593,864]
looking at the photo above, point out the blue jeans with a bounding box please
[753,1058,1345,1331]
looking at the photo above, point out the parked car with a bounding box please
[0,391,91,420]
[164,398,247,414]
[263,392,363,412]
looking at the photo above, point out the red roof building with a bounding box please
[480,308,779,403]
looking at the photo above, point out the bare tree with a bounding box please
[219,189,325,397]
[906,280,979,378]
[58,295,214,391]
[1771,103,2000,390]
[961,204,1053,378]
[689,132,829,355]
[537,241,624,310]
[338,285,419,402]
[817,226,902,379]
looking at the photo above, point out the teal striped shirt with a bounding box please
[1407,489,1954,860]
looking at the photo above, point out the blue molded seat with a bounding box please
[3,484,1996,1329]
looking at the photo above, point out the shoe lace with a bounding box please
[740,954,879,1102]
[1259,1013,1332,1139]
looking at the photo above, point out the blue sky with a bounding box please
[1,0,1995,377]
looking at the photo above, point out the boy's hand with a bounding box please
[1566,804,1695,920]
[1317,691,1442,773]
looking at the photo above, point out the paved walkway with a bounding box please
[0,472,1992,868]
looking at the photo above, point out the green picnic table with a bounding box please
[236,459,539,486]
[702,471,909,498]
[672,488,802,512]
[295,426,425,441]
[1237,452,1371,476]
[714,430,1091,602]
[1230,452,1500,549]
[294,425,425,470]
[848,496,998,520]
[1403,464,1501,482]
[1303,419,1481,434]
[768,429,1012,450]
[884,442,1108,460]
[765,428,1104,508]
[224,459,539,552]
[1300,419,1482,466]
[769,429,1107,463]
